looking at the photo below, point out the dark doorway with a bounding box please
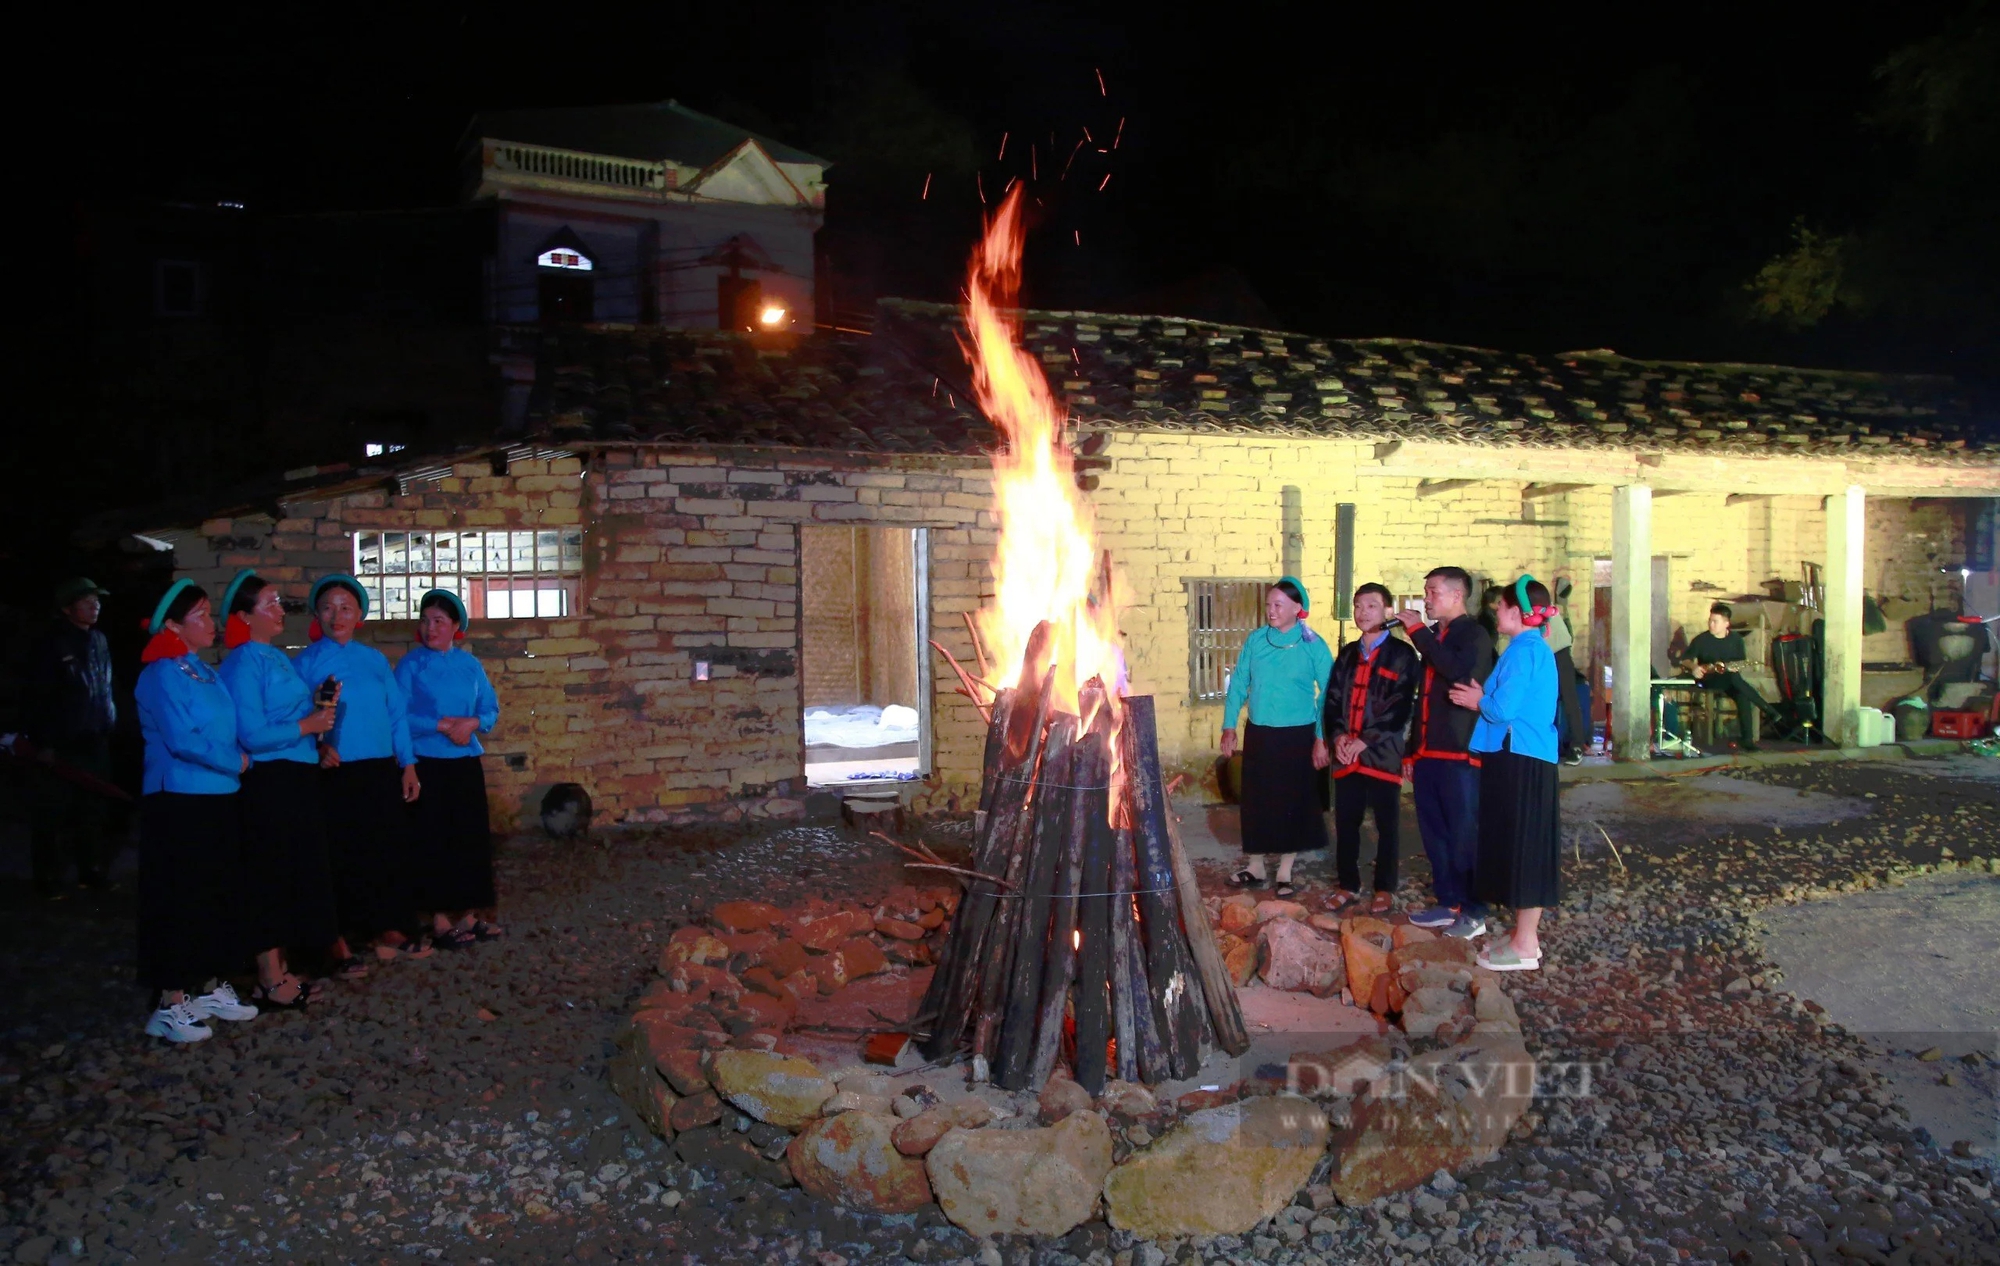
[538,271,593,323]
[718,275,762,331]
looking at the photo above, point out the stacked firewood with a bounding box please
[916,622,1251,1093]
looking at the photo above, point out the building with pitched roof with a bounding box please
[123,300,2000,827]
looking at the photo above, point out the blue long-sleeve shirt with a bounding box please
[395,645,500,759]
[135,654,241,795]
[1222,625,1336,738]
[1469,626,1559,764]
[217,641,319,765]
[293,638,415,766]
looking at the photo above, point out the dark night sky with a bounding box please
[27,2,2000,376]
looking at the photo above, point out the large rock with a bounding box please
[1217,895,1259,935]
[674,1125,792,1186]
[1327,1033,1533,1203]
[711,900,785,933]
[608,1037,677,1138]
[1216,932,1258,987]
[1341,916,1394,1005]
[1256,918,1345,996]
[787,1111,932,1213]
[1252,898,1310,924]
[709,1050,835,1129]
[1398,986,1467,1039]
[928,1110,1113,1238]
[1103,1095,1329,1238]
[892,1100,995,1156]
[1038,1069,1095,1124]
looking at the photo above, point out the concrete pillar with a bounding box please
[1611,485,1654,760]
[1823,485,1866,746]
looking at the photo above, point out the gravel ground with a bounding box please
[1,759,1997,1266]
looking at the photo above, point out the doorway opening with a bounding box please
[801,526,930,786]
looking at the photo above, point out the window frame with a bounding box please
[1185,578,1270,702]
[351,528,585,622]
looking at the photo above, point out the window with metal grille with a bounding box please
[1185,579,1267,701]
[352,529,584,621]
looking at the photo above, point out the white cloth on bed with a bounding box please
[804,704,920,748]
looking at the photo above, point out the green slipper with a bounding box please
[1477,942,1541,972]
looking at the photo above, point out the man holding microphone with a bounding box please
[1395,567,1496,939]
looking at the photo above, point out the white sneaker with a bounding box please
[190,981,259,1023]
[145,1003,213,1043]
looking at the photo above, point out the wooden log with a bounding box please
[915,687,1012,1042]
[1121,695,1213,1079]
[1160,786,1252,1060]
[1072,732,1115,1094]
[975,686,1016,820]
[921,670,1051,1060]
[995,721,1076,1090]
[970,667,1061,1065]
[1108,824,1140,1083]
[1027,733,1092,1088]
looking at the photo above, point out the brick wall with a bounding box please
[167,439,1967,826]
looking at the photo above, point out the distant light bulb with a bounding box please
[758,305,787,327]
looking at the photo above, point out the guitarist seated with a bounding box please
[1679,603,1781,752]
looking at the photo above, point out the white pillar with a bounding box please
[1823,485,1866,746]
[1611,485,1654,761]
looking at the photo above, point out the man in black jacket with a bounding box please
[26,578,118,895]
[1680,602,1780,752]
[1395,566,1497,938]
[1324,583,1420,913]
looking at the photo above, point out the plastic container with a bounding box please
[1855,707,1886,748]
[1932,710,1989,740]
[1874,710,1900,745]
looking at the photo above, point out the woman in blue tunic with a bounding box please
[396,589,503,948]
[1218,577,1335,896]
[294,573,429,965]
[133,580,260,1043]
[218,571,342,998]
[1448,575,1563,973]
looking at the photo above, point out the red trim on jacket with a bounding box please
[1333,762,1405,784]
[1407,660,1481,769]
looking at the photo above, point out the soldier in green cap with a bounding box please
[26,578,118,895]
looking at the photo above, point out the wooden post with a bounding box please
[1121,695,1209,1078]
[1072,736,1115,1094]
[972,669,1061,1064]
[1162,797,1251,1057]
[995,722,1076,1090]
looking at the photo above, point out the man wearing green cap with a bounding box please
[26,578,118,895]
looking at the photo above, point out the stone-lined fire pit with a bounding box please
[612,883,1535,1241]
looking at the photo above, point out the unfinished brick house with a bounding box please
[137,301,2000,827]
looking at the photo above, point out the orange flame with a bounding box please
[962,187,1126,720]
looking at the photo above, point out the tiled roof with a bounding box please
[512,300,2000,461]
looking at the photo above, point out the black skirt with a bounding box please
[1474,748,1563,909]
[322,758,417,941]
[1238,723,1330,855]
[239,759,339,952]
[137,792,249,991]
[409,755,496,911]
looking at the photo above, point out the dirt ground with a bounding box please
[1,757,1997,1265]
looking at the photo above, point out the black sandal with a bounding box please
[470,920,507,941]
[253,980,311,1011]
[334,956,371,979]
[1273,881,1297,899]
[431,926,478,950]
[1227,869,1265,888]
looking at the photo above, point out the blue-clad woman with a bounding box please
[1218,577,1335,897]
[1449,575,1563,973]
[218,571,343,997]
[294,574,429,965]
[134,580,260,1043]
[396,589,503,948]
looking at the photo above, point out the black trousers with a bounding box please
[30,735,112,892]
[1553,647,1586,753]
[1333,773,1400,893]
[1703,673,1771,743]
